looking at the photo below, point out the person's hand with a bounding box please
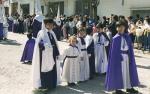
[39,41,45,51]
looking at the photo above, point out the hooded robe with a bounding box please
[32,15,44,38]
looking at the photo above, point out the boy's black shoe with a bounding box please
[101,73,106,75]
[126,88,138,93]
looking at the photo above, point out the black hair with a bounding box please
[81,21,86,27]
[103,16,107,20]
[116,20,126,28]
[113,15,119,21]
[27,33,32,39]
[86,27,93,35]
[44,18,54,24]
[136,14,140,18]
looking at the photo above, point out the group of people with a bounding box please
[2,13,150,54]
[19,13,144,94]
[127,15,150,53]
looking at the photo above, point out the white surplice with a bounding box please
[32,29,60,88]
[77,38,90,81]
[93,33,109,73]
[121,36,131,89]
[62,45,80,83]
[85,35,93,48]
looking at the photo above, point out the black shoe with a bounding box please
[4,38,8,41]
[101,73,106,75]
[89,77,94,80]
[78,81,84,83]
[126,88,138,93]
[68,83,76,86]
[114,90,126,94]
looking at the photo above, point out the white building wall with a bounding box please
[17,0,150,17]
[97,0,150,17]
[97,0,129,17]
[49,0,76,16]
[9,0,34,15]
[17,0,34,15]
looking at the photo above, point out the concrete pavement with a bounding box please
[0,32,150,94]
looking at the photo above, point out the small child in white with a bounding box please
[62,36,80,86]
[93,23,110,74]
[77,27,90,82]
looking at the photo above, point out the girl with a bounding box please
[62,36,80,86]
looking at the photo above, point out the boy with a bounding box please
[93,23,110,74]
[77,27,90,82]
[105,21,139,94]
[32,18,60,90]
[85,27,95,79]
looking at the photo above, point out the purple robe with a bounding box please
[32,19,42,38]
[0,23,3,40]
[21,39,35,63]
[105,33,139,91]
[8,19,13,32]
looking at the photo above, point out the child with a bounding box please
[105,21,139,94]
[32,19,60,89]
[93,23,109,74]
[85,27,95,79]
[77,27,90,82]
[62,36,80,86]
[21,33,35,64]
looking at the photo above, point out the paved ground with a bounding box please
[0,32,150,94]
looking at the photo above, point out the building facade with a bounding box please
[7,0,150,17]
[97,0,150,17]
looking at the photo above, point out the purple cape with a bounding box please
[0,23,3,39]
[32,19,42,38]
[21,39,35,62]
[105,33,139,91]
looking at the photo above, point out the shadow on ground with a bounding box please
[0,39,21,46]
[137,65,150,70]
[32,76,106,94]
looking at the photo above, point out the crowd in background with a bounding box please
[2,14,150,53]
